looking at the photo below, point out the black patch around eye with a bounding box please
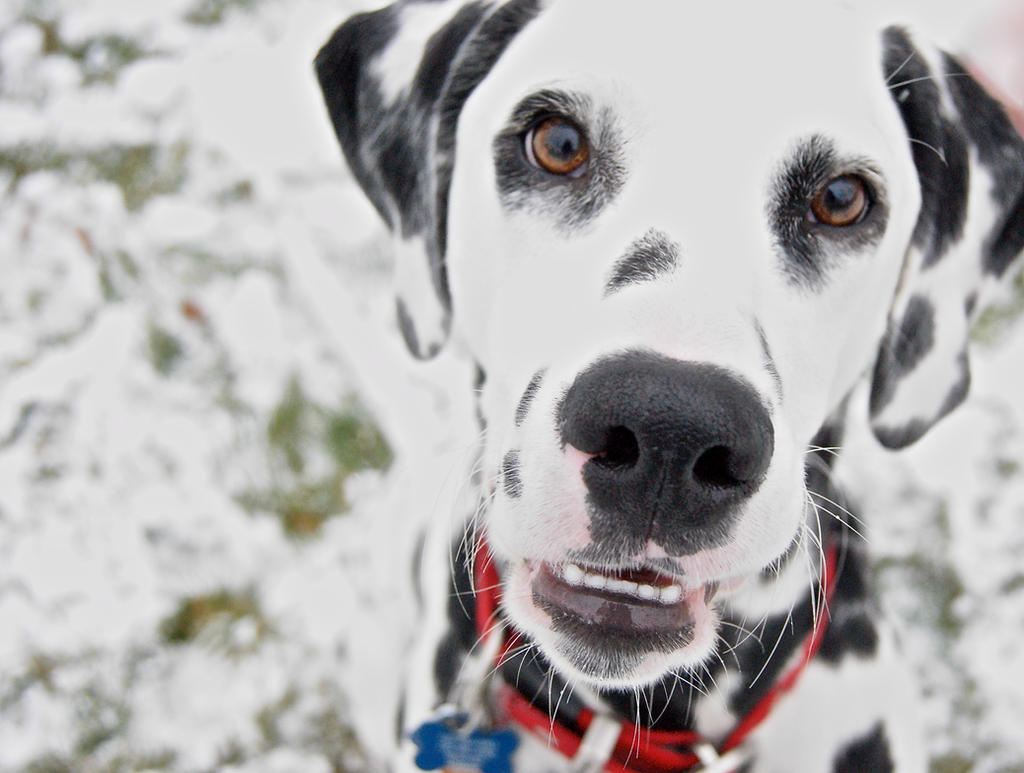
[832,723,894,773]
[882,27,969,269]
[493,93,627,232]
[501,450,523,498]
[604,229,681,295]
[768,136,888,287]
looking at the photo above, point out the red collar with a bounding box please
[473,543,840,773]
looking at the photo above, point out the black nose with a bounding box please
[558,351,774,553]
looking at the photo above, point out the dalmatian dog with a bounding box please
[315,1,1024,771]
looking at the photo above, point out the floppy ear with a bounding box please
[869,27,1024,449]
[315,0,541,359]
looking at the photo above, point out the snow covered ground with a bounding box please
[0,1,1021,772]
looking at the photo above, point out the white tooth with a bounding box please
[584,573,607,590]
[659,585,682,604]
[563,564,584,585]
[637,584,658,600]
[607,579,629,595]
[620,581,640,596]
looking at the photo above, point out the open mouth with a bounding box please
[531,561,720,638]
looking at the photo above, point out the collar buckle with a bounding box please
[692,742,748,773]
[569,714,621,773]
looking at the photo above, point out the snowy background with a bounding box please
[0,1,1022,771]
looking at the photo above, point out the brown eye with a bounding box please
[808,175,870,227]
[525,116,589,176]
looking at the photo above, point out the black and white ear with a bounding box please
[315,0,540,359]
[869,27,1024,449]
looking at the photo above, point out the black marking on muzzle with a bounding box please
[501,450,523,498]
[604,229,681,295]
[515,369,546,427]
[755,322,783,403]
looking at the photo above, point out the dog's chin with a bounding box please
[504,560,723,689]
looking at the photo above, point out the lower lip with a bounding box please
[531,563,704,634]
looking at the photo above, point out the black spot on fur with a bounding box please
[872,350,970,448]
[414,3,488,106]
[869,295,935,416]
[605,230,680,294]
[832,723,894,773]
[473,363,487,432]
[317,0,541,344]
[501,450,523,498]
[965,292,978,317]
[882,27,970,268]
[817,541,880,664]
[315,7,400,229]
[820,611,879,663]
[726,597,818,718]
[808,416,845,473]
[891,295,935,372]
[435,0,542,268]
[433,534,478,699]
[871,320,970,450]
[941,54,1024,278]
[515,369,545,427]
[768,136,888,286]
[942,54,1024,209]
[396,297,427,359]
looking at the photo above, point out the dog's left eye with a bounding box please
[808,175,870,227]
[524,117,590,176]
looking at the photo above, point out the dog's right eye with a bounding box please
[524,117,590,176]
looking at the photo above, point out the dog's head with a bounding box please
[317,1,1024,688]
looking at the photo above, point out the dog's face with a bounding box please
[317,0,1024,688]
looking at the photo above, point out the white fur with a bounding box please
[321,1,1022,769]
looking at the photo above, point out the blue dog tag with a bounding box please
[411,712,518,773]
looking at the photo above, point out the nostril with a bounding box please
[692,445,742,488]
[593,425,640,469]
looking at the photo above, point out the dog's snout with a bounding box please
[559,351,774,546]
